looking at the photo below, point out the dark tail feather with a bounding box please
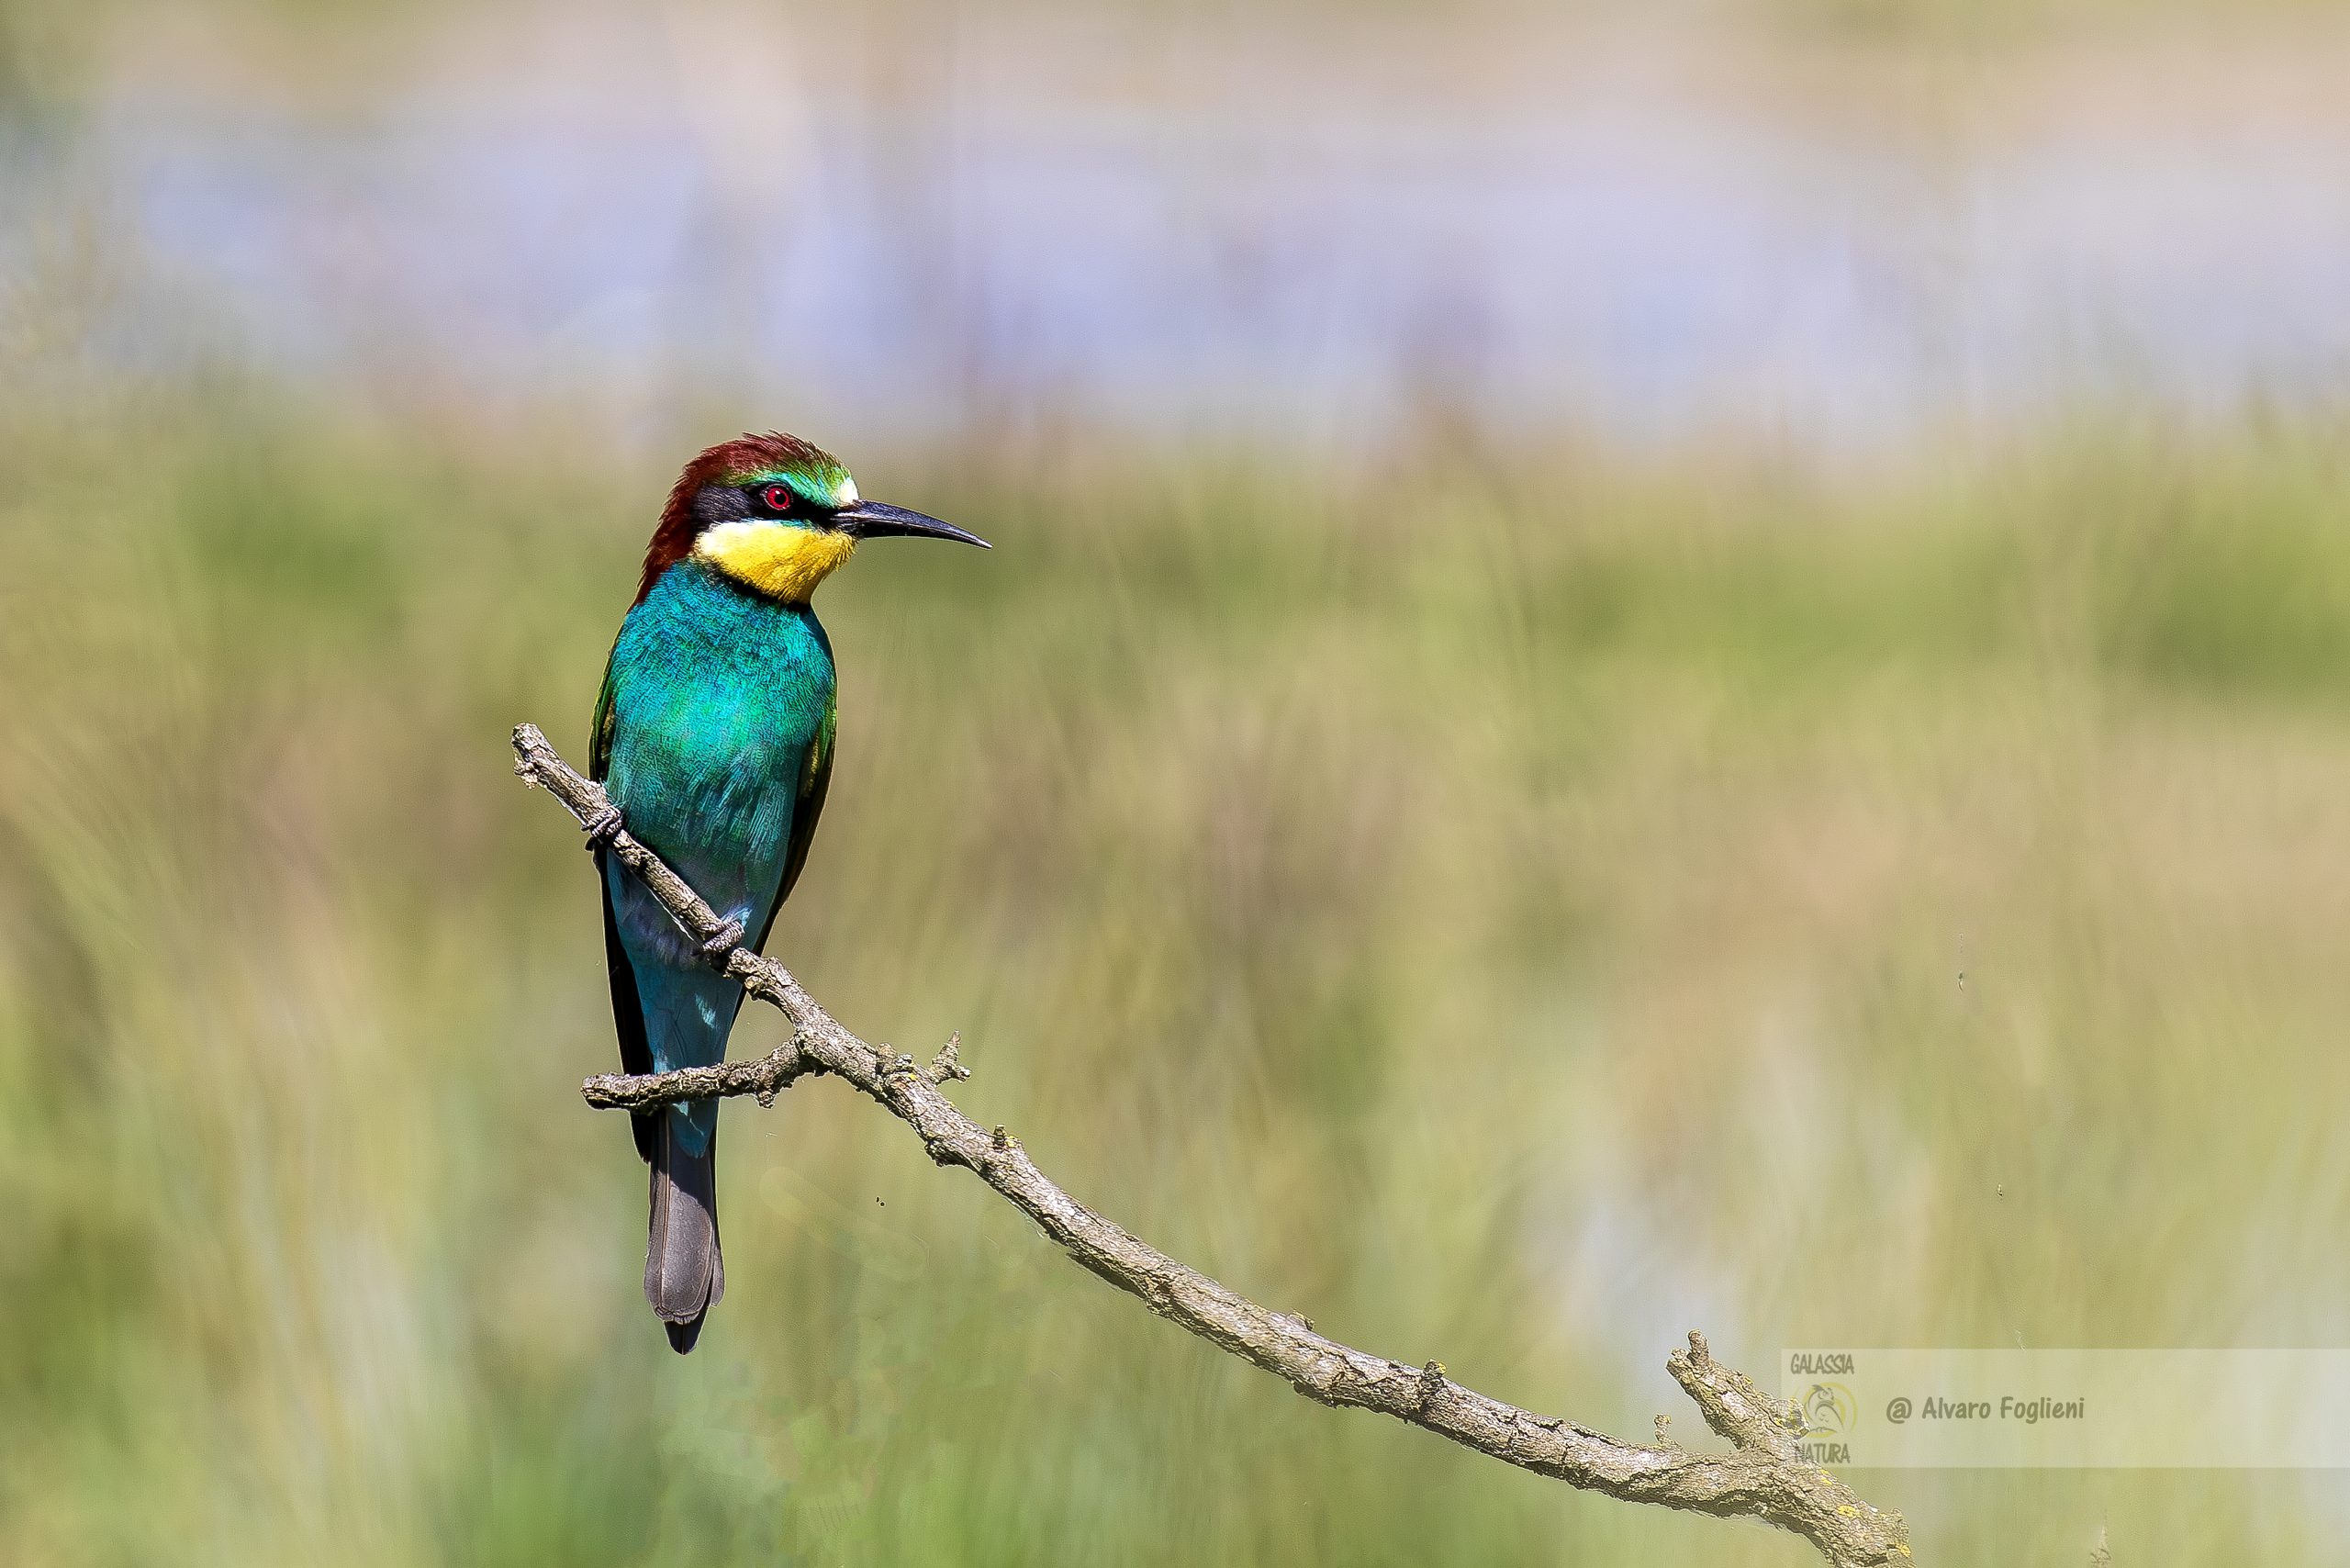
[645,1116,725,1353]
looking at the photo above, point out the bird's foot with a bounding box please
[699,917,745,967]
[581,802,624,853]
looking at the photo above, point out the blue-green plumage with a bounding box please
[588,431,982,1354]
[595,561,836,1350]
[601,560,836,1135]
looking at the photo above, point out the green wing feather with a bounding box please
[589,655,620,782]
[754,693,834,952]
[590,650,659,1161]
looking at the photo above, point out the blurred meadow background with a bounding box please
[9,0,2350,1562]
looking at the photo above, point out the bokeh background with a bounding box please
[6,1,2350,1562]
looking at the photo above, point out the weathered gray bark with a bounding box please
[514,722,1910,1567]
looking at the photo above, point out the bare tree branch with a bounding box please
[514,722,1911,1567]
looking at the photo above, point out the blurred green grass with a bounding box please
[6,383,2350,1564]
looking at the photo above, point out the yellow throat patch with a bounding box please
[693,521,858,603]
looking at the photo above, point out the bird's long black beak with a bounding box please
[833,499,990,548]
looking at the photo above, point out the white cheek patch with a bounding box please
[693,520,779,560]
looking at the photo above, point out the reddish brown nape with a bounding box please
[633,431,839,604]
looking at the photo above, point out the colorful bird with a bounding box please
[587,432,987,1351]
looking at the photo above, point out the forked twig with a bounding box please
[514,722,1909,1566]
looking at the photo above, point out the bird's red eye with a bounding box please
[760,484,794,514]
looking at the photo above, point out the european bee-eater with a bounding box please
[588,432,987,1351]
